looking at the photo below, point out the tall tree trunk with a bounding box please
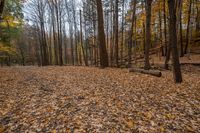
[128,0,137,68]
[144,0,152,70]
[120,0,125,66]
[83,13,89,66]
[96,0,109,67]
[58,4,63,66]
[163,0,167,55]
[80,10,88,66]
[184,0,192,54]
[196,2,200,36]
[92,4,97,66]
[177,0,184,57]
[63,28,68,64]
[110,0,114,66]
[48,30,52,65]
[72,1,78,65]
[69,25,74,65]
[114,0,119,67]
[159,8,164,56]
[168,0,182,83]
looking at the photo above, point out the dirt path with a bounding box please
[0,66,200,132]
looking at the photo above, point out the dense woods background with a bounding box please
[0,0,200,82]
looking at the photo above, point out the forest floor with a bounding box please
[0,66,200,133]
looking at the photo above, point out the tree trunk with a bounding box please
[114,0,119,67]
[163,0,167,55]
[196,2,200,36]
[159,8,164,56]
[144,0,152,70]
[168,0,182,83]
[178,0,184,57]
[128,0,137,68]
[184,0,192,54]
[96,0,109,67]
[80,10,88,66]
[110,0,114,67]
[120,0,125,66]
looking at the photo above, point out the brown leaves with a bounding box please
[125,119,135,129]
[0,66,200,132]
[0,125,4,133]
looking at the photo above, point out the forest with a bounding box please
[0,0,200,132]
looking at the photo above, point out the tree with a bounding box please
[184,0,192,54]
[177,0,184,57]
[128,0,137,68]
[168,0,182,83]
[96,0,109,67]
[144,0,153,70]
[120,0,125,66]
[114,0,119,67]
[80,10,88,66]
[163,0,167,55]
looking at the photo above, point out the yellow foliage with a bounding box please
[0,43,16,55]
[0,15,21,28]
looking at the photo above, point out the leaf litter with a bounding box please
[0,66,199,132]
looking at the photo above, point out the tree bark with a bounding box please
[80,10,88,66]
[168,0,182,83]
[184,0,192,54]
[114,0,119,67]
[144,0,152,70]
[179,1,184,57]
[120,0,125,66]
[96,0,109,67]
[163,0,167,55]
[128,0,137,68]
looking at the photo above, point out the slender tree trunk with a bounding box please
[58,4,63,66]
[92,5,97,66]
[48,31,52,65]
[196,2,200,36]
[51,6,58,65]
[120,0,125,66]
[72,2,78,65]
[114,0,119,67]
[110,0,114,66]
[185,0,192,54]
[83,14,89,66]
[177,0,184,57]
[163,0,167,55]
[63,28,68,64]
[80,10,88,66]
[159,7,164,56]
[168,0,182,83]
[69,25,74,65]
[128,0,137,68]
[96,0,109,67]
[144,0,152,70]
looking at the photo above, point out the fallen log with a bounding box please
[129,68,162,77]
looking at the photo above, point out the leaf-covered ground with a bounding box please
[0,66,200,133]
